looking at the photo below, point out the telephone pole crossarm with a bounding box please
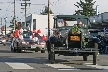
[21,0,31,29]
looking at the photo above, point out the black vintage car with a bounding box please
[46,15,99,65]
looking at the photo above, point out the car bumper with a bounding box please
[36,44,46,50]
[19,44,46,51]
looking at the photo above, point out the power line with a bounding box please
[36,0,67,14]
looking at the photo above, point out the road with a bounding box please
[0,42,107,72]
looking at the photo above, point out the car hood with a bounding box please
[23,38,34,42]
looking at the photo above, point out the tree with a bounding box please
[40,6,54,15]
[74,0,96,17]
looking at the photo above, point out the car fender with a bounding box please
[49,36,58,43]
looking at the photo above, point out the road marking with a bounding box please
[84,63,108,70]
[46,64,80,70]
[5,62,34,69]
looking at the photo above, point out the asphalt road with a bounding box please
[0,42,107,72]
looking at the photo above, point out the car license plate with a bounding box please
[31,45,36,48]
[70,36,80,41]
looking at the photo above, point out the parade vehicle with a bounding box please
[33,33,46,53]
[46,15,99,65]
[11,30,46,53]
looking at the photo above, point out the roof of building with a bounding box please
[54,15,89,19]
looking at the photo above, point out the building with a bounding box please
[26,14,55,35]
[2,27,13,35]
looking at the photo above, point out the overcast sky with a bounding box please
[0,0,107,26]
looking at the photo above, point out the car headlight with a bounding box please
[27,42,29,44]
[22,41,26,44]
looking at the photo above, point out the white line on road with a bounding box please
[84,63,108,70]
[5,62,34,69]
[46,64,80,70]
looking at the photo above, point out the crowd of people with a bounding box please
[97,35,108,54]
[10,28,47,41]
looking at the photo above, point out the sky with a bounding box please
[0,0,107,27]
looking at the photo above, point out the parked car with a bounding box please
[0,35,6,46]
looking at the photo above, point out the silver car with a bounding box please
[33,33,46,53]
[11,31,46,53]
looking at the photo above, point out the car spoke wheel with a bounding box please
[49,51,55,64]
[83,55,87,61]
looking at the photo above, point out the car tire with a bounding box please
[83,55,87,61]
[41,50,45,53]
[3,43,6,46]
[35,50,38,52]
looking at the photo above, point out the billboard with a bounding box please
[33,19,36,30]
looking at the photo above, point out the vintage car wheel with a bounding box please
[83,55,87,61]
[35,50,38,52]
[93,43,98,65]
[48,53,50,60]
[49,51,55,64]
[41,50,45,53]
[93,52,96,65]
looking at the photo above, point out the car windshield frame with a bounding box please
[23,31,32,38]
[56,18,88,27]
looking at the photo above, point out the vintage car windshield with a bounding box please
[57,18,88,27]
[23,31,32,38]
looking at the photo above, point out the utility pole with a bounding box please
[4,17,7,35]
[21,0,31,29]
[25,0,27,28]
[1,18,2,26]
[14,0,16,30]
[48,0,50,38]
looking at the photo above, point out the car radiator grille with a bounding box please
[29,42,38,44]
